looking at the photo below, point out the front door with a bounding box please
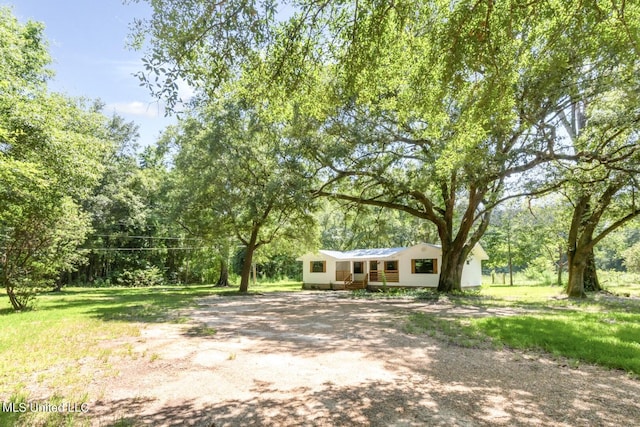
[353,261,365,282]
[369,260,379,282]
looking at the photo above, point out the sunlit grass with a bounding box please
[472,311,640,374]
[0,282,294,425]
[481,270,640,298]
[0,294,141,397]
[244,279,303,293]
[0,281,302,399]
[479,283,564,301]
[0,280,303,425]
[599,271,640,297]
[404,312,495,349]
[405,273,640,375]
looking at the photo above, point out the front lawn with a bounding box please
[0,280,302,426]
[404,281,640,376]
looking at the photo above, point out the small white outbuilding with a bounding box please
[297,242,488,290]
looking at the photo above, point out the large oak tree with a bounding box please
[168,95,317,292]
[130,0,639,292]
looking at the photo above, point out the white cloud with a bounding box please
[107,101,164,118]
[114,60,144,77]
[176,78,196,102]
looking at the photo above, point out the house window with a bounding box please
[353,262,363,274]
[385,260,398,272]
[369,261,378,271]
[412,259,438,274]
[310,261,326,273]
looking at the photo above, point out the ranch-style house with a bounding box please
[298,243,488,290]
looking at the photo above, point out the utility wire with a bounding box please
[2,247,214,251]
[83,247,214,251]
[89,234,205,241]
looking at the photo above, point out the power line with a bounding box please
[84,246,214,251]
[1,246,214,252]
[89,234,205,241]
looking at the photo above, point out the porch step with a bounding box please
[345,281,366,290]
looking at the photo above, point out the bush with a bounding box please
[115,267,164,287]
[9,278,39,310]
[623,242,640,273]
[522,257,556,285]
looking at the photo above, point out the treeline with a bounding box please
[132,0,640,298]
[482,200,640,285]
[3,2,640,310]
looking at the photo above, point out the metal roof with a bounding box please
[303,243,488,261]
[320,247,407,260]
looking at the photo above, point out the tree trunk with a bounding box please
[437,246,465,292]
[556,244,563,287]
[507,226,514,286]
[508,241,514,286]
[239,247,255,293]
[6,285,23,311]
[239,227,260,293]
[566,249,587,298]
[215,258,230,287]
[583,248,601,292]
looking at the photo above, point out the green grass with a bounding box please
[0,280,302,426]
[482,270,640,297]
[599,271,640,297]
[245,280,303,293]
[205,279,303,295]
[483,281,640,376]
[473,311,640,374]
[404,312,494,349]
[404,279,640,375]
[479,283,564,301]
[0,285,217,407]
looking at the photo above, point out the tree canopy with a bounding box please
[128,0,640,294]
[167,92,317,292]
[0,8,113,308]
[3,2,640,304]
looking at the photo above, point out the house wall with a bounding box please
[461,255,483,287]
[299,253,337,289]
[393,244,441,287]
[299,244,484,289]
[370,245,482,288]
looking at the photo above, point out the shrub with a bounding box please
[623,242,640,273]
[115,267,164,287]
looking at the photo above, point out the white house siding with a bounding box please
[299,253,336,289]
[461,255,483,287]
[298,243,487,289]
[393,244,442,287]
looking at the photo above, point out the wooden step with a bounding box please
[345,281,366,290]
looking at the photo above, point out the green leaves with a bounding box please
[168,88,318,290]
[0,9,117,309]
[129,0,640,292]
[0,7,52,95]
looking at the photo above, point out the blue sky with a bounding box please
[6,0,177,148]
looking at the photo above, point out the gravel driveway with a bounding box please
[88,291,640,426]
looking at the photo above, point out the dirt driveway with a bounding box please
[89,291,640,426]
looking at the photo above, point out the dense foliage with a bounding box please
[131,0,640,294]
[0,8,109,309]
[2,2,640,306]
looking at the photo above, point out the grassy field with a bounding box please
[482,271,640,297]
[405,277,640,376]
[2,276,639,424]
[0,280,301,426]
